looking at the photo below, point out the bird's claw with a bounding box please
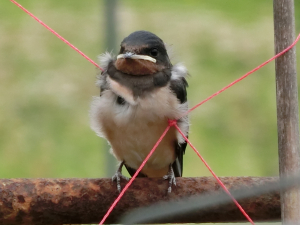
[163,166,176,193]
[112,170,129,192]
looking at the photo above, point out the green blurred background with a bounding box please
[1,0,300,179]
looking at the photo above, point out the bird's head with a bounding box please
[115,30,171,75]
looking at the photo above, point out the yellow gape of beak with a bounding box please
[117,52,156,63]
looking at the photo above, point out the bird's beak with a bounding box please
[122,52,135,59]
[117,52,156,63]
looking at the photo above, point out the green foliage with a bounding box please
[1,0,299,179]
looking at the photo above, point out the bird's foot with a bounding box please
[163,165,176,193]
[112,161,129,192]
[112,171,129,192]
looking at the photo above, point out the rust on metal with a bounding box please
[0,177,280,224]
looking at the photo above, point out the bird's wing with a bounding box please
[170,77,189,177]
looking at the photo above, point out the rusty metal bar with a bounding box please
[0,177,280,224]
[273,0,300,224]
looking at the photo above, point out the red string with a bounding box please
[10,0,104,72]
[174,123,255,225]
[10,0,300,223]
[184,32,300,117]
[99,125,172,225]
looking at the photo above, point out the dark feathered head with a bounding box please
[115,31,171,75]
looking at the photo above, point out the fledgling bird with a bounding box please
[90,30,189,193]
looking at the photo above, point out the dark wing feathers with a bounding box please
[169,77,188,104]
[170,77,189,177]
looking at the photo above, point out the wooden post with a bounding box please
[273,0,300,224]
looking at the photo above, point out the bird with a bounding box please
[90,30,189,193]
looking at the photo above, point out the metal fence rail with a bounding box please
[0,177,282,224]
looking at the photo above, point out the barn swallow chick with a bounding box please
[90,30,189,193]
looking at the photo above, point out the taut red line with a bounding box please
[10,0,103,71]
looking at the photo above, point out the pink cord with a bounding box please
[174,123,255,225]
[10,0,104,72]
[184,33,300,116]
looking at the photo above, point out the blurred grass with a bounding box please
[0,0,300,179]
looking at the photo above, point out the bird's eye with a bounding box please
[150,48,158,57]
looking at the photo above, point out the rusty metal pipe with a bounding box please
[0,177,280,224]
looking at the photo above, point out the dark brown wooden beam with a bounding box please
[0,177,280,224]
[273,0,300,224]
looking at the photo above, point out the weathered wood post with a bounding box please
[273,0,300,224]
